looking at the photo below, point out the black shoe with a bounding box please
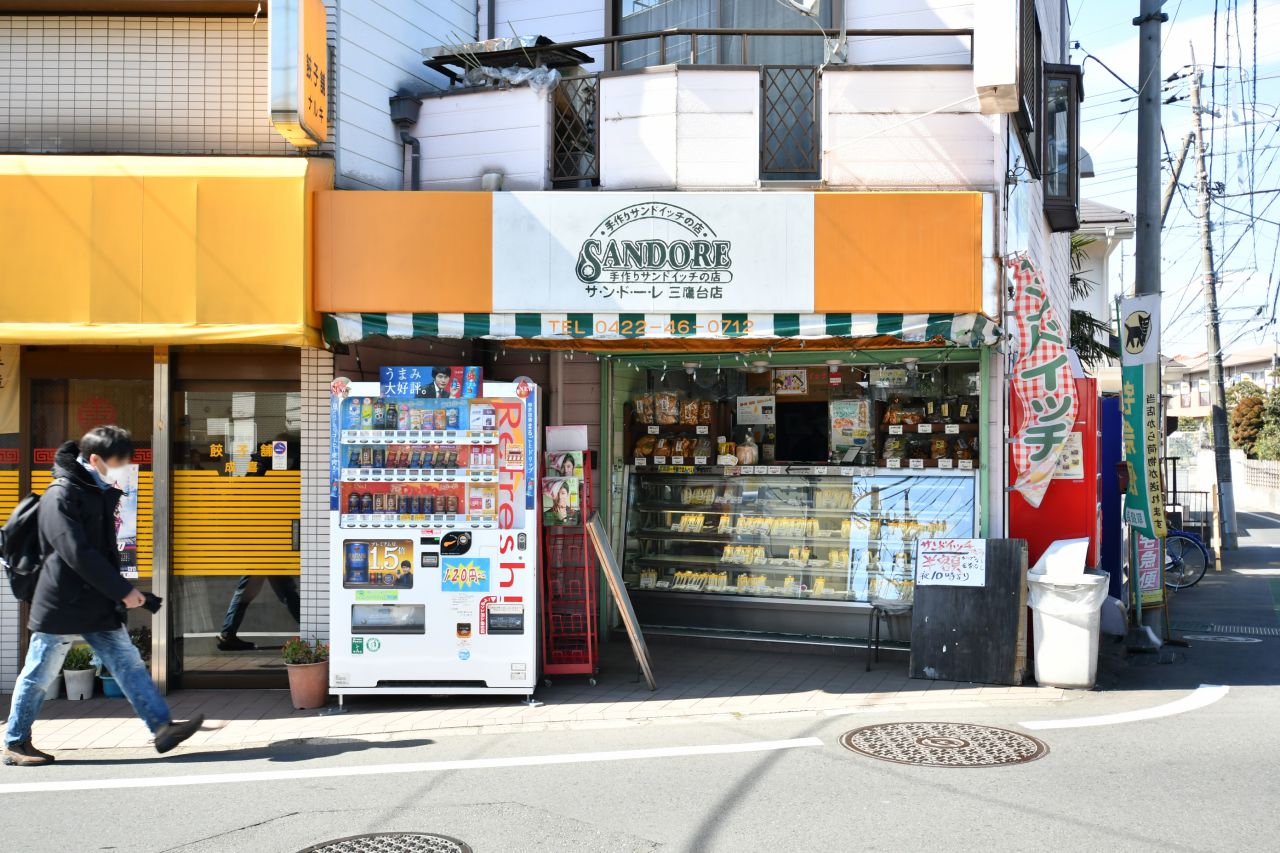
[3,741,54,767]
[154,715,204,754]
[216,634,256,651]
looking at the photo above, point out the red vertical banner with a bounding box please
[1008,255,1078,508]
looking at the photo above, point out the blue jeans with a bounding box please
[4,628,172,746]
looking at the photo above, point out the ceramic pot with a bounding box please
[286,660,329,710]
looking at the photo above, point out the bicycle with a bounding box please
[1163,529,1211,590]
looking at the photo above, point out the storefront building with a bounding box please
[0,155,332,691]
[313,189,1005,643]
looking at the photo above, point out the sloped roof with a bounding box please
[1078,199,1135,236]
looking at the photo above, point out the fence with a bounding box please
[1243,459,1280,489]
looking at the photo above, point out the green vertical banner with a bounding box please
[1120,295,1167,540]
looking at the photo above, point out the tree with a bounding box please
[1068,235,1119,372]
[1230,395,1265,456]
[1227,378,1264,409]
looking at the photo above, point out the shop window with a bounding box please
[1015,0,1043,177]
[1043,64,1083,232]
[611,357,981,631]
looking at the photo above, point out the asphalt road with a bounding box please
[3,516,1279,853]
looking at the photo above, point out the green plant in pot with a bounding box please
[282,637,330,710]
[62,646,96,701]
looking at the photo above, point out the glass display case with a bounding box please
[623,467,977,607]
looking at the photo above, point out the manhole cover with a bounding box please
[839,722,1048,767]
[297,834,472,853]
[1183,634,1262,644]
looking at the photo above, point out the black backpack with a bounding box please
[1,492,45,601]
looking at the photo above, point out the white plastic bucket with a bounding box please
[1028,571,1109,689]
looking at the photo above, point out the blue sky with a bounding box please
[1070,0,1280,355]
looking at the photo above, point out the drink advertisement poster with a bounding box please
[343,540,414,589]
[1120,294,1167,540]
[379,366,482,400]
[830,400,871,457]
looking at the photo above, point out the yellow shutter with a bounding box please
[172,470,300,576]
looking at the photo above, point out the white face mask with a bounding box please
[93,459,130,486]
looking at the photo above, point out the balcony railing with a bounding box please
[428,27,974,82]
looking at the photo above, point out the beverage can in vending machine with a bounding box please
[433,407,449,431]
[463,366,482,397]
[445,406,460,430]
[360,492,374,514]
[423,494,436,515]
[346,491,362,514]
[360,398,373,430]
[344,542,369,584]
[372,401,385,430]
[398,403,410,431]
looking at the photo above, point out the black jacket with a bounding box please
[29,441,134,634]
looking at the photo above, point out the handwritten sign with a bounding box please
[916,538,986,587]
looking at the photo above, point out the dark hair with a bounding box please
[80,425,133,462]
[433,367,451,379]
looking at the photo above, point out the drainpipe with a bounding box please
[389,90,424,190]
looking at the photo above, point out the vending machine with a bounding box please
[328,369,540,700]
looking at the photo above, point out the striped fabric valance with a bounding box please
[324,313,1000,347]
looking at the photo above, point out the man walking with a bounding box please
[4,426,203,766]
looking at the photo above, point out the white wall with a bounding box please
[333,0,476,190]
[823,68,1000,189]
[599,67,759,189]
[416,86,552,190]
[599,70,678,188]
[675,70,759,188]
[486,0,606,69]
[0,15,295,156]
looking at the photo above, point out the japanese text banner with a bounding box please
[1008,255,1078,508]
[1120,294,1167,539]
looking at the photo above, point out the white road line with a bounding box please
[1231,569,1280,576]
[0,737,823,796]
[1019,684,1229,731]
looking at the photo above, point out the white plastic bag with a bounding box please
[1027,572,1108,628]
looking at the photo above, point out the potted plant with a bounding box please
[62,646,95,700]
[99,627,151,698]
[282,637,329,710]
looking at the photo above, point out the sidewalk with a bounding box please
[4,640,1066,754]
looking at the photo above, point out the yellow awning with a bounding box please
[0,155,332,347]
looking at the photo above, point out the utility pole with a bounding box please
[1189,63,1239,549]
[1133,0,1164,302]
[1129,0,1167,650]
[1160,131,1194,227]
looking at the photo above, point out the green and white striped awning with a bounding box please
[323,312,1000,347]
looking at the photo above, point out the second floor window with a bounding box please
[617,0,834,69]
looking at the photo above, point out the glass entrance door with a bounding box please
[172,385,301,686]
[28,376,156,646]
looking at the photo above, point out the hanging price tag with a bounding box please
[918,424,933,434]
[945,424,960,435]
[909,459,925,469]
[886,458,902,469]
[647,426,660,435]
[888,425,904,435]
